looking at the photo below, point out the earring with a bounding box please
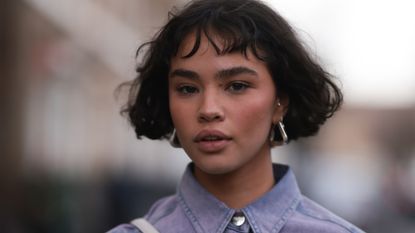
[270,120,288,146]
[277,121,288,144]
[169,128,181,148]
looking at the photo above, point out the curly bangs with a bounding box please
[122,0,343,142]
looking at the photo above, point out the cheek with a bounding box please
[169,96,196,135]
[234,96,275,134]
[168,84,184,125]
[169,99,183,126]
[169,91,181,127]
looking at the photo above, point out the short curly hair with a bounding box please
[121,0,343,143]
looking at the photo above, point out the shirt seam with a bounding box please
[145,196,177,226]
[296,207,356,233]
[178,189,206,233]
[271,197,301,233]
[243,209,260,233]
[216,211,235,233]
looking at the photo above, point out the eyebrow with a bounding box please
[169,69,199,80]
[216,66,258,79]
[169,66,258,80]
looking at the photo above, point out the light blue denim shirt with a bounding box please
[108,163,364,233]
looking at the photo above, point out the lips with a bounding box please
[194,129,232,153]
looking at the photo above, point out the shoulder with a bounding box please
[285,196,365,233]
[106,194,179,233]
[106,223,142,233]
[144,194,193,232]
[144,194,180,222]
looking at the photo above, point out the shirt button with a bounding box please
[231,213,246,226]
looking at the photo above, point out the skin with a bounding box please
[168,33,287,209]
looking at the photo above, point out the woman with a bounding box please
[108,0,364,232]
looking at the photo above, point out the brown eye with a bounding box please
[177,85,198,95]
[227,82,249,93]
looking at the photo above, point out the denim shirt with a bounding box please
[108,163,364,233]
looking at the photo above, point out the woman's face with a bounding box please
[169,34,285,175]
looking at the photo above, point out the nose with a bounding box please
[198,91,224,123]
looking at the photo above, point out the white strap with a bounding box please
[130,218,160,233]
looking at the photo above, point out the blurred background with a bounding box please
[1,0,414,232]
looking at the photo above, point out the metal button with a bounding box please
[231,214,246,226]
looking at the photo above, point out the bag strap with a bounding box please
[130,218,160,233]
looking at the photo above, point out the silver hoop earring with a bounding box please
[270,121,288,146]
[169,129,181,148]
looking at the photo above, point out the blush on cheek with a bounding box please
[237,103,274,133]
[242,97,276,120]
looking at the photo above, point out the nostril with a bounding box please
[198,94,224,122]
[198,111,224,122]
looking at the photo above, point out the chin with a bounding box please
[193,160,240,175]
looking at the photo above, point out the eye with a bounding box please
[176,85,199,95]
[227,82,250,93]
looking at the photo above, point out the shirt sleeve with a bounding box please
[106,223,142,233]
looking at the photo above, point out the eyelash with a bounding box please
[175,81,251,95]
[226,81,250,93]
[176,85,199,95]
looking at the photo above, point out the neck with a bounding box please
[194,149,275,209]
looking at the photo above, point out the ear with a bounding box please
[272,94,289,123]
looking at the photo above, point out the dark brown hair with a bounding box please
[121,0,343,143]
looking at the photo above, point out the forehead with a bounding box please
[174,34,250,64]
[170,32,273,82]
[168,17,271,65]
[173,31,264,63]
[175,31,219,57]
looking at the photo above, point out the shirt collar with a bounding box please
[177,163,302,233]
